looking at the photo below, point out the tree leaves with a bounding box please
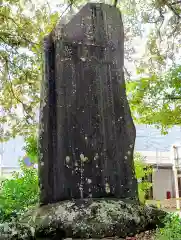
[0,0,59,141]
[127,64,181,132]
[134,152,153,203]
[1,0,181,140]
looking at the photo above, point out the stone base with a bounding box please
[0,199,166,239]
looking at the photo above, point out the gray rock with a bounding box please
[0,199,167,239]
[39,2,138,204]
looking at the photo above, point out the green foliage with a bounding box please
[0,161,39,223]
[0,0,180,138]
[0,0,59,140]
[23,135,38,163]
[127,65,181,133]
[0,135,39,223]
[155,213,181,240]
[134,152,153,203]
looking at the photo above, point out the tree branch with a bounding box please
[123,66,131,79]
[0,13,39,47]
[2,55,34,125]
[171,1,181,5]
[166,3,181,18]
[165,94,181,100]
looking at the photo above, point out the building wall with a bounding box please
[152,168,174,200]
[138,151,171,165]
[0,137,25,167]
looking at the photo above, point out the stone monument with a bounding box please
[39,3,138,205]
[0,4,167,240]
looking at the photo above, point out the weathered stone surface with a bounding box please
[0,199,167,239]
[39,2,137,205]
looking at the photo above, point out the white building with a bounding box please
[136,125,181,201]
[1,124,181,200]
[0,136,24,178]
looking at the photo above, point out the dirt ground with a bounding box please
[134,230,155,239]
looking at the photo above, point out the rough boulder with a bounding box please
[0,199,167,239]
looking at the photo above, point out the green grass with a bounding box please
[155,213,181,240]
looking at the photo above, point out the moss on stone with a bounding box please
[0,199,167,239]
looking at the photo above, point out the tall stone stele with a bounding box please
[38,3,138,205]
